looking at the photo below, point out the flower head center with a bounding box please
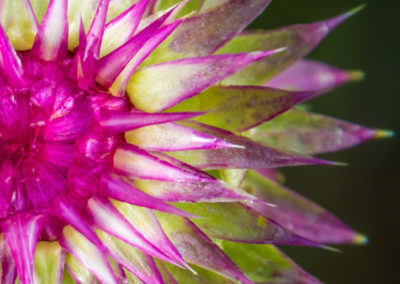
[0,51,112,217]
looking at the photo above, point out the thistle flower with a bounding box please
[0,0,391,283]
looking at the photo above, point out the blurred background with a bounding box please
[250,0,399,283]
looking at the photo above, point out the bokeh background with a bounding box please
[250,0,400,283]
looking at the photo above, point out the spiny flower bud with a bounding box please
[0,1,391,283]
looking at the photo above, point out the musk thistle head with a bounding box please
[0,0,391,283]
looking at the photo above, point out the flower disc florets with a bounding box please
[0,50,126,218]
[0,1,390,283]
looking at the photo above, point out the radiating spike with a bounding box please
[243,109,391,155]
[135,178,255,203]
[137,0,188,31]
[61,226,118,284]
[86,196,180,265]
[127,49,285,112]
[0,235,17,284]
[174,203,323,247]
[101,0,150,57]
[164,0,190,22]
[168,85,324,132]
[242,171,367,244]
[3,214,45,284]
[112,201,193,271]
[217,6,365,86]
[324,4,366,30]
[72,0,110,86]
[65,253,100,283]
[85,0,111,60]
[142,0,272,65]
[169,121,338,170]
[266,59,365,91]
[100,173,197,218]
[157,213,253,283]
[109,20,182,97]
[31,0,68,61]
[96,10,177,87]
[114,143,215,182]
[97,231,164,284]
[0,26,25,86]
[175,0,272,55]
[125,122,235,151]
[51,197,104,250]
[99,109,203,134]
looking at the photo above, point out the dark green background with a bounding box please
[250,1,400,283]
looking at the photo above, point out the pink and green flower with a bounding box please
[0,0,391,283]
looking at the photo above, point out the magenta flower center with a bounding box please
[0,51,124,220]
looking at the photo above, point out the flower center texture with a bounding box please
[0,50,124,219]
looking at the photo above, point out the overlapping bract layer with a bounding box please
[0,0,389,283]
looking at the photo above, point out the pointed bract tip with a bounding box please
[322,245,342,253]
[328,161,348,167]
[270,46,287,55]
[373,129,395,139]
[348,70,366,82]
[314,159,348,167]
[250,199,277,208]
[326,4,367,30]
[353,233,369,245]
[346,4,368,18]
[254,47,287,60]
